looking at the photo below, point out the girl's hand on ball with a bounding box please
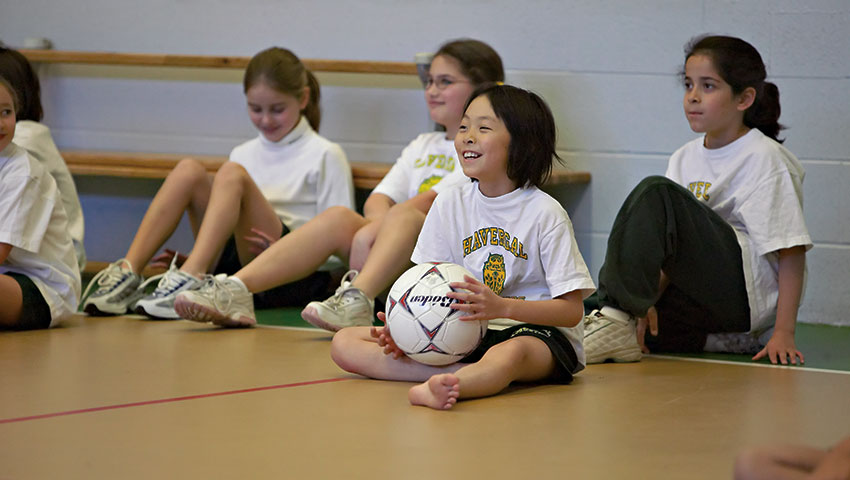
[447,275,506,321]
[371,312,405,359]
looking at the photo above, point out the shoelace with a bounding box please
[196,274,234,312]
[80,258,134,302]
[326,270,360,308]
[584,310,603,326]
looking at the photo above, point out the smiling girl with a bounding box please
[584,35,811,365]
[331,85,595,410]
[82,47,353,319]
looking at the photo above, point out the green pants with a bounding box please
[597,176,750,352]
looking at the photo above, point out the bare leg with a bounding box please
[351,203,425,298]
[235,206,370,293]
[0,275,23,327]
[125,159,213,274]
[408,336,555,409]
[331,326,460,382]
[734,444,827,480]
[180,162,282,277]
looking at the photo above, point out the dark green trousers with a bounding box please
[597,176,750,352]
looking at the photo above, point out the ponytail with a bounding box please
[745,81,784,143]
[302,70,321,131]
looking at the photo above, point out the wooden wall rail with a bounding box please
[20,49,419,75]
[62,150,591,190]
[23,50,589,190]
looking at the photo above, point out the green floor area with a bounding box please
[255,307,850,372]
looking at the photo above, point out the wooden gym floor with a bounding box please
[1,312,848,479]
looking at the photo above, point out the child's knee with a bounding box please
[213,161,250,185]
[172,157,209,180]
[322,205,358,225]
[482,339,530,369]
[385,203,424,226]
[330,327,366,372]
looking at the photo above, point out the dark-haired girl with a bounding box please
[331,85,595,410]
[0,47,86,271]
[584,35,811,365]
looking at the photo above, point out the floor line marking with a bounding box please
[649,354,850,375]
[0,377,351,425]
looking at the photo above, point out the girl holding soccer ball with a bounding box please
[332,85,595,410]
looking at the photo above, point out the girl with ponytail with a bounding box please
[83,47,354,320]
[584,35,812,366]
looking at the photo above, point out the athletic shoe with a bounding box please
[173,274,256,327]
[583,307,642,364]
[81,259,143,316]
[300,270,374,332]
[704,332,763,355]
[133,258,202,319]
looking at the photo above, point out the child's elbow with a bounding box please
[556,291,585,328]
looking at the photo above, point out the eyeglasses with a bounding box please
[425,75,469,91]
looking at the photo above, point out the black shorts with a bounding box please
[460,323,579,384]
[212,221,333,308]
[5,272,52,330]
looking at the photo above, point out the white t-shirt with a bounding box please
[229,117,353,270]
[14,121,86,270]
[371,132,469,204]
[411,182,596,370]
[0,143,81,325]
[665,128,812,332]
[229,116,354,232]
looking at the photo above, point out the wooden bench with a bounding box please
[62,150,591,190]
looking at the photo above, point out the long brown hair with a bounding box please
[243,47,321,131]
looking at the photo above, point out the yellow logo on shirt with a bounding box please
[688,181,712,201]
[462,227,528,260]
[482,253,506,295]
[413,154,455,172]
[418,175,443,193]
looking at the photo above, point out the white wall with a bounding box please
[2,0,848,325]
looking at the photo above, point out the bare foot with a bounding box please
[408,374,460,410]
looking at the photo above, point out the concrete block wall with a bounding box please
[1,0,847,325]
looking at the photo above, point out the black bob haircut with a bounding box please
[462,84,562,189]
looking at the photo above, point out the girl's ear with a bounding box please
[298,86,310,110]
[736,86,756,112]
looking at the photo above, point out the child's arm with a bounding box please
[0,242,11,264]
[448,275,585,328]
[753,245,806,365]
[362,192,396,221]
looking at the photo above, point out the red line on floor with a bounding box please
[0,377,351,425]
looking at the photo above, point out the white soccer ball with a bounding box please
[385,262,489,366]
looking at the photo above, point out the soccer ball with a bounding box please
[385,262,489,366]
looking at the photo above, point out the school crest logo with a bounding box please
[417,175,443,193]
[482,253,506,295]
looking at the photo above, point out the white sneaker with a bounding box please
[134,258,202,319]
[300,270,374,332]
[82,259,143,316]
[704,332,763,355]
[583,307,642,364]
[173,274,256,327]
